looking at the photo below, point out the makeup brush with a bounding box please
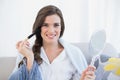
[27,29,40,40]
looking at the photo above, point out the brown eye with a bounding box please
[42,23,48,27]
[54,23,60,27]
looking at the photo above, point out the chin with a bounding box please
[45,39,57,43]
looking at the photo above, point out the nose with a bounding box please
[48,26,55,33]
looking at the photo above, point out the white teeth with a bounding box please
[47,34,56,38]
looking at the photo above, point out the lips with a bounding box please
[46,34,56,39]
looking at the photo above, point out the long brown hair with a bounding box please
[19,5,65,67]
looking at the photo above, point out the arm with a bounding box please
[16,40,34,71]
[9,59,42,80]
[9,40,42,80]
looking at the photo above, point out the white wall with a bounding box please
[0,0,87,57]
[0,0,120,57]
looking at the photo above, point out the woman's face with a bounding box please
[41,14,61,44]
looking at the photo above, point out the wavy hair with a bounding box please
[18,5,65,67]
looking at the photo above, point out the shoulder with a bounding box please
[59,39,88,73]
[59,39,86,62]
[59,39,83,54]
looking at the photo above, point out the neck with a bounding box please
[43,41,62,51]
[42,40,64,63]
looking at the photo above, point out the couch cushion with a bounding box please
[0,57,16,80]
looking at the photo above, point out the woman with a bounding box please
[9,5,96,80]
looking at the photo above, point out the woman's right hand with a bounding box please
[16,39,34,70]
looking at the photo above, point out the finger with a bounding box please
[16,36,30,48]
[24,38,28,41]
[87,71,96,79]
[16,41,22,49]
[23,40,30,46]
[88,75,96,80]
[86,71,95,77]
[23,40,30,49]
[26,41,30,46]
[24,38,30,45]
[87,65,96,71]
[84,75,96,80]
[24,44,30,49]
[81,68,90,80]
[80,70,86,80]
[19,40,25,48]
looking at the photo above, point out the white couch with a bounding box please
[0,42,119,80]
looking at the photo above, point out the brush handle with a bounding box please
[27,28,40,39]
[27,33,35,39]
[90,55,100,66]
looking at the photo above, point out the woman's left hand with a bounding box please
[80,65,96,80]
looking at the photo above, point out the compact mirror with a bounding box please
[89,29,106,66]
[89,29,106,55]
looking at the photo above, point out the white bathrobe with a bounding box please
[10,39,88,80]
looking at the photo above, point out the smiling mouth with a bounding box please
[46,34,56,39]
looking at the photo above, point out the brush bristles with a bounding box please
[27,29,39,39]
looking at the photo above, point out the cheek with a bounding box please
[57,29,62,37]
[57,27,61,32]
[41,28,47,33]
[56,29,61,34]
[41,28,45,37]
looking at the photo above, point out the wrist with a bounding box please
[26,52,34,60]
[26,53,34,71]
